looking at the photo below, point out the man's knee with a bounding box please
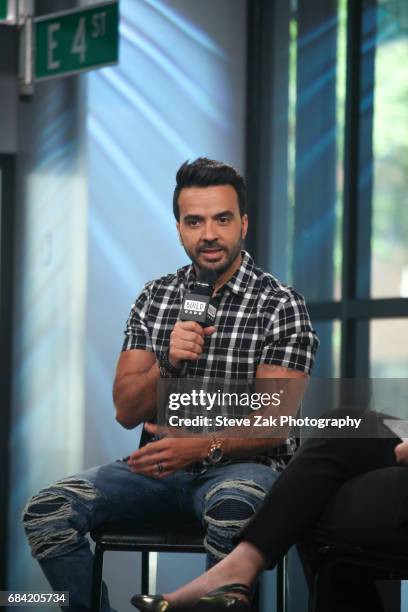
[203,478,269,560]
[22,477,101,560]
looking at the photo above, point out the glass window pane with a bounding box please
[370,318,408,376]
[313,320,341,377]
[266,0,346,302]
[371,1,408,297]
[291,0,346,302]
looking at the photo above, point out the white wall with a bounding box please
[9,73,88,601]
[8,1,246,610]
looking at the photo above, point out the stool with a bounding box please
[90,518,205,611]
[90,518,285,612]
[297,466,408,612]
[302,542,408,612]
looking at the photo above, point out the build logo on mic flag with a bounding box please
[181,293,217,325]
[183,299,206,314]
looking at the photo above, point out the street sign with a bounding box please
[0,0,7,20]
[0,0,17,24]
[34,1,118,81]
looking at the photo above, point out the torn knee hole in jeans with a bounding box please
[205,479,267,502]
[206,498,254,521]
[205,479,267,519]
[53,477,101,501]
[22,478,100,560]
[204,479,268,560]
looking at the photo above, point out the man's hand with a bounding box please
[394,440,408,465]
[128,423,208,478]
[169,321,215,368]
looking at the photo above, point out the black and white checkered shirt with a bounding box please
[122,251,319,466]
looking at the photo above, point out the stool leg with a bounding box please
[277,556,286,612]
[141,551,149,595]
[148,552,158,594]
[308,572,319,612]
[91,543,104,612]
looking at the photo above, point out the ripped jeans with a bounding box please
[22,460,279,612]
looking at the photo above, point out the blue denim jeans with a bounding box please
[23,459,280,612]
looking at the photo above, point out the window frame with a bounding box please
[246,0,408,380]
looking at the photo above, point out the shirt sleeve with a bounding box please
[259,290,319,374]
[121,282,153,352]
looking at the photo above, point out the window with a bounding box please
[247,2,408,609]
[247,0,408,381]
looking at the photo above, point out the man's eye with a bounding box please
[218,216,230,224]
[187,219,200,226]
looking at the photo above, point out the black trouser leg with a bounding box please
[239,411,399,567]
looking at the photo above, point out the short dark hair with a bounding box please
[173,157,247,221]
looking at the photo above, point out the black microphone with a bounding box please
[179,269,218,377]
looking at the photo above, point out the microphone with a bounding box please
[179,269,218,377]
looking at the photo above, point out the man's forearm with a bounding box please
[113,362,160,429]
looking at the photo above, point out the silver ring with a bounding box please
[157,462,164,474]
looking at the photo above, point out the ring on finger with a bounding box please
[157,462,164,474]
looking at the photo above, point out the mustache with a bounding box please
[197,243,225,253]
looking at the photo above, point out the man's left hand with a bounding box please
[127,423,208,478]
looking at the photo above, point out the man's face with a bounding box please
[176,185,248,279]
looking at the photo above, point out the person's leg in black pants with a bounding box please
[240,410,399,565]
[239,411,399,612]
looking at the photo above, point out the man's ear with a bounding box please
[176,222,183,245]
[241,214,248,240]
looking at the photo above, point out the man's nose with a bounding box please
[201,220,218,242]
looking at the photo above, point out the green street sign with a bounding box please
[34,1,119,81]
[0,0,7,20]
[0,0,17,23]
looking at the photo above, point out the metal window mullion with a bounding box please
[341,0,364,377]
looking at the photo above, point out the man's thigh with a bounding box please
[192,462,280,560]
[53,460,180,527]
[23,461,181,563]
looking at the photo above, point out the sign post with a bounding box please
[34,1,118,81]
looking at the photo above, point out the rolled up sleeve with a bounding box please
[260,291,319,374]
[122,283,153,352]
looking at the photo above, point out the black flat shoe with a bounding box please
[130,583,251,612]
[130,594,173,611]
[193,583,251,611]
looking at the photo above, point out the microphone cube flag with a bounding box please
[181,292,216,326]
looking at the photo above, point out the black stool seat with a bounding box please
[90,518,206,612]
[308,543,408,579]
[91,518,206,553]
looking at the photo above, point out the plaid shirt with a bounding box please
[122,251,319,467]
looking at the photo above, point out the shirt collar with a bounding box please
[179,250,254,296]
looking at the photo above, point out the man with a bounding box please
[23,158,318,611]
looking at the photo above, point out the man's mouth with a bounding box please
[199,247,225,260]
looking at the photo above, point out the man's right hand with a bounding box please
[169,321,216,368]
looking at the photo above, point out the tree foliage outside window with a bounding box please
[371,1,408,297]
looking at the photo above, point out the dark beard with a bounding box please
[185,237,244,277]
